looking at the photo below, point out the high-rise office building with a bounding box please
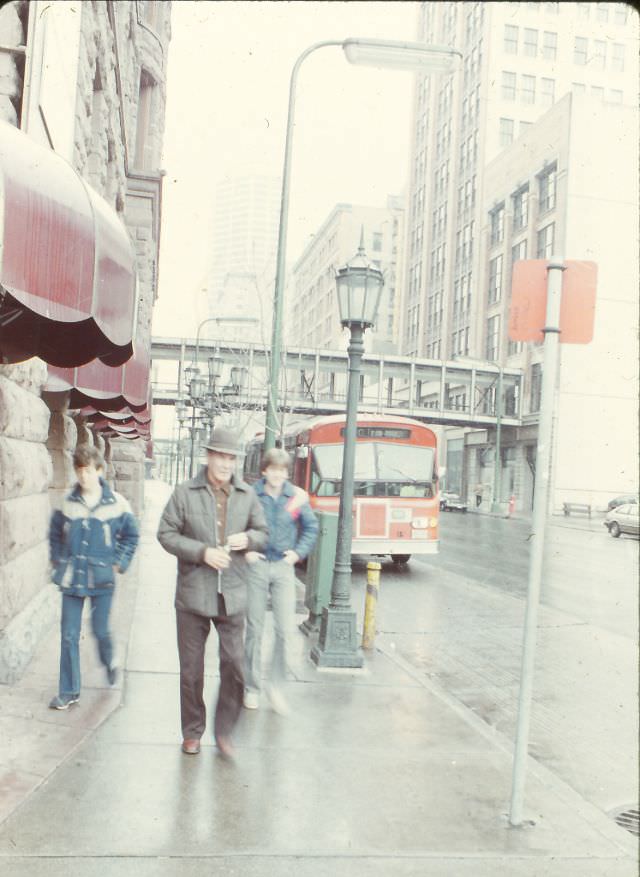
[402,1,638,511]
[287,199,404,355]
[402,1,636,361]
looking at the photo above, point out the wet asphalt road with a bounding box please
[351,510,638,640]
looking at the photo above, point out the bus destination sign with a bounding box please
[340,427,411,439]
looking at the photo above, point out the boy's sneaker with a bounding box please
[266,686,290,716]
[49,694,79,710]
[243,690,259,710]
[107,665,119,686]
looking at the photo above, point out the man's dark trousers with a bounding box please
[176,595,244,741]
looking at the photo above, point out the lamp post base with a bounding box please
[310,607,364,668]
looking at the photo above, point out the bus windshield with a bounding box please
[311,442,435,498]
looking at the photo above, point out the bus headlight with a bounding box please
[412,517,428,529]
[429,517,438,528]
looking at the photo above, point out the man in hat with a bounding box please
[157,426,268,758]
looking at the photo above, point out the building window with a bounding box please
[542,31,557,61]
[134,70,157,170]
[372,232,383,252]
[521,75,536,104]
[538,163,557,212]
[596,2,609,21]
[523,28,538,57]
[512,186,529,230]
[591,85,605,102]
[612,43,625,72]
[530,363,542,412]
[502,71,516,101]
[574,37,588,65]
[512,238,528,266]
[572,82,586,95]
[540,77,555,106]
[508,338,523,356]
[504,24,518,54]
[536,222,555,258]
[486,315,500,361]
[614,5,628,24]
[488,255,503,304]
[489,204,505,246]
[519,120,533,136]
[592,40,606,71]
[499,117,515,147]
[608,89,623,105]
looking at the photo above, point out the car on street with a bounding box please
[603,503,640,538]
[440,491,468,512]
[607,494,638,511]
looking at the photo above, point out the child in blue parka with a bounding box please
[48,444,139,709]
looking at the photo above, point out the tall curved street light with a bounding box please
[263,37,463,451]
[185,315,258,476]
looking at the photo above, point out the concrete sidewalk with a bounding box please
[0,480,636,875]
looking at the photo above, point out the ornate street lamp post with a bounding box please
[182,317,257,476]
[174,399,188,485]
[311,234,384,668]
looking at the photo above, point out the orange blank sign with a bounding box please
[509,260,597,344]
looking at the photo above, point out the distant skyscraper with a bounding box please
[207,174,280,343]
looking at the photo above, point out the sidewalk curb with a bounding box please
[376,641,637,856]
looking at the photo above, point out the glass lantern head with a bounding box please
[208,355,222,382]
[335,229,384,329]
[230,366,248,390]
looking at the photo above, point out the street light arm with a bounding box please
[265,40,345,452]
[193,316,259,368]
[264,36,462,452]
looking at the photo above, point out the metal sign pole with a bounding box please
[509,256,565,826]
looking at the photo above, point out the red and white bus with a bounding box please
[244,414,439,563]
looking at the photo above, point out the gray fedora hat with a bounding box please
[202,426,245,456]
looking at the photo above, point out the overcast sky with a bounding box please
[153,0,420,337]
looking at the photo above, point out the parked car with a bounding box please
[607,494,638,511]
[440,491,468,512]
[603,503,640,538]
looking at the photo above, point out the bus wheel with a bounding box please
[391,554,411,564]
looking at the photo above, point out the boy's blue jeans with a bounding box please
[59,592,114,697]
[244,559,296,694]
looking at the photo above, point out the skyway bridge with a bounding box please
[151,337,525,430]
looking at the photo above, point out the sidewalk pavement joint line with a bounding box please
[0,853,633,861]
[376,641,637,855]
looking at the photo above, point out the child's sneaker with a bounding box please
[107,665,119,686]
[243,690,259,710]
[266,686,290,716]
[49,694,79,710]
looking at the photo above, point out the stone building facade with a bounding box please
[0,0,171,682]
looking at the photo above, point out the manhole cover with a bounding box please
[610,806,639,837]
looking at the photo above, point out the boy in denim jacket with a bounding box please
[244,448,318,714]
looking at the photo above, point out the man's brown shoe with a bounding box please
[215,735,235,759]
[181,738,201,755]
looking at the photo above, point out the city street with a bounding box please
[0,483,636,876]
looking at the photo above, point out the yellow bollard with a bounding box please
[362,561,381,650]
